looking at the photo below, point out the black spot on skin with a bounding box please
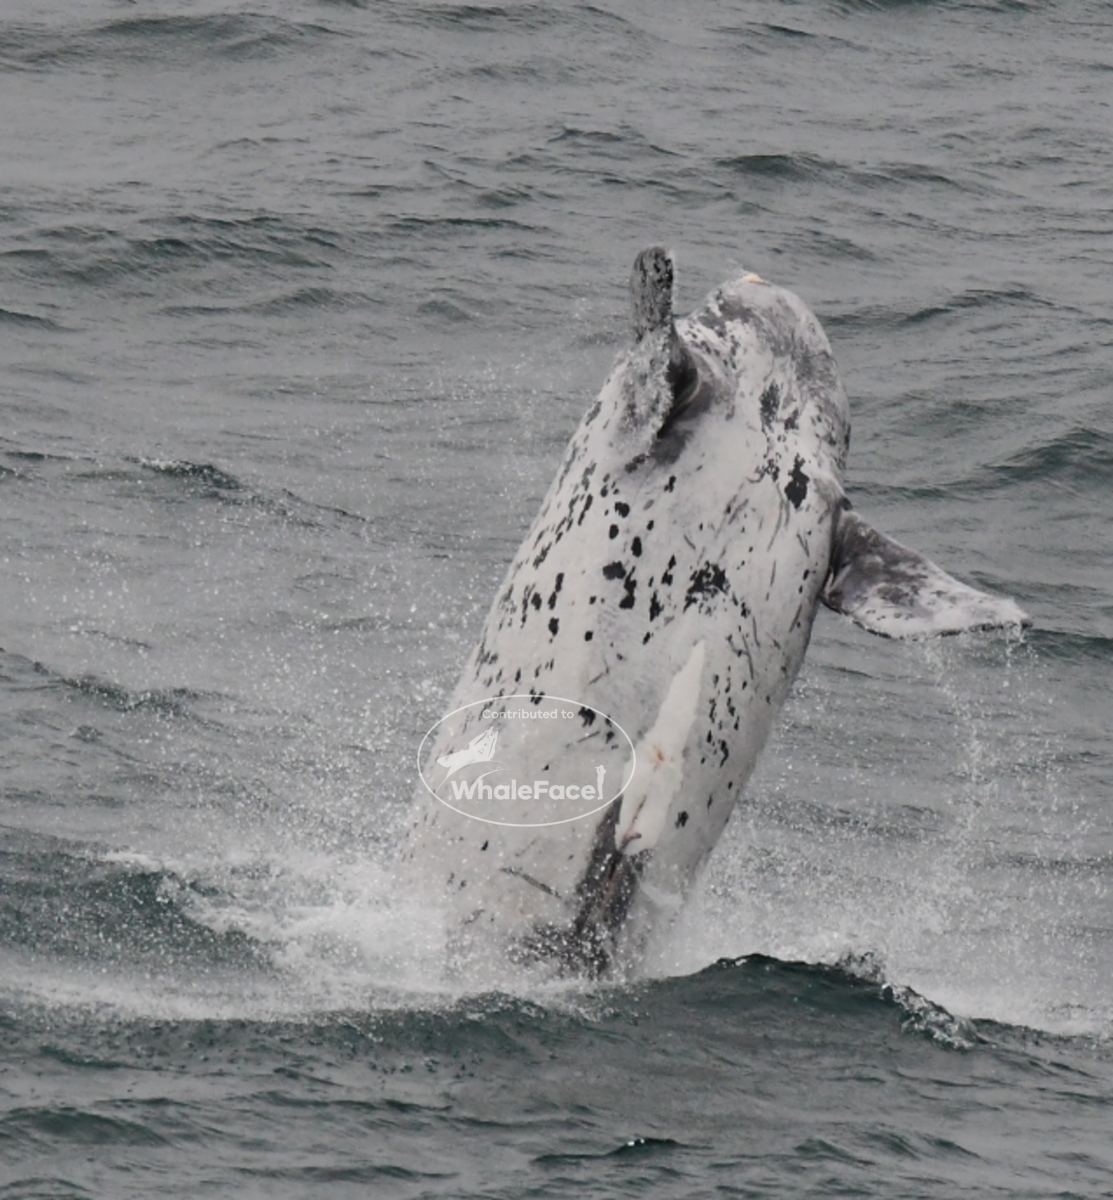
[584,631,594,641]
[661,555,677,586]
[784,412,799,431]
[785,456,809,509]
[481,841,489,851]
[603,562,627,580]
[760,382,779,427]
[614,501,630,517]
[676,811,689,828]
[579,706,596,726]
[609,524,619,539]
[665,476,676,493]
[577,493,594,524]
[647,520,654,530]
[531,592,542,610]
[642,631,651,644]
[631,537,642,557]
[619,576,637,609]
[649,592,663,621]
[547,573,564,608]
[685,562,729,609]
[549,617,559,636]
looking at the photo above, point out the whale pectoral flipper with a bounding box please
[623,247,699,437]
[822,508,1030,638]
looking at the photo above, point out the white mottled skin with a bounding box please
[399,252,1026,977]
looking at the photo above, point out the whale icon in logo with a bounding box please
[436,726,499,786]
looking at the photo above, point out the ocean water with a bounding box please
[2,0,1113,1195]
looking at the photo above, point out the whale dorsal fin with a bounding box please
[623,247,699,436]
[823,508,1030,638]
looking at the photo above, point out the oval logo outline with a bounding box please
[416,692,637,828]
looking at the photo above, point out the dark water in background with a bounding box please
[2,0,1113,1195]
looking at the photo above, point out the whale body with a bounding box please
[400,248,1028,977]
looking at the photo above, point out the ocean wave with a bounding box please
[1025,626,1113,663]
[1,13,343,73]
[0,645,225,722]
[847,425,1113,511]
[989,425,1113,488]
[387,213,542,236]
[21,454,371,534]
[836,0,1035,11]
[5,214,343,293]
[0,1109,170,1150]
[715,151,835,182]
[64,673,220,719]
[390,3,631,35]
[133,457,243,492]
[0,832,267,971]
[0,306,66,331]
[1,948,1108,1199]
[226,286,379,317]
[128,458,359,528]
[827,284,1050,333]
[0,444,76,463]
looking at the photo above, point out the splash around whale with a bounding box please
[399,248,1029,980]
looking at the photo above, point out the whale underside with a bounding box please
[400,248,1029,979]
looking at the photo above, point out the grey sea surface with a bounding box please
[2,1,1112,1196]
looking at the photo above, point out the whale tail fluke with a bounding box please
[823,508,1031,639]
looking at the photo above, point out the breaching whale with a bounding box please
[400,248,1028,978]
